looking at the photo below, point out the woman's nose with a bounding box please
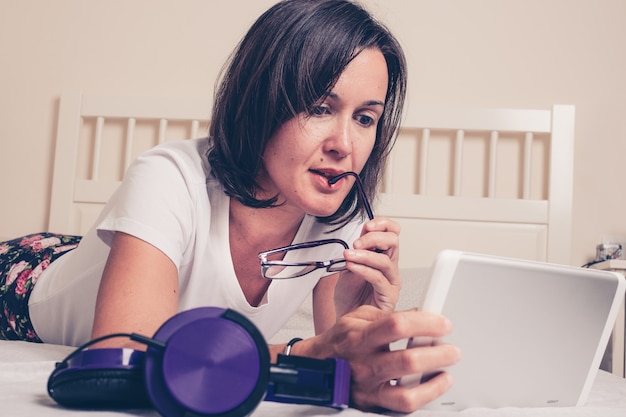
[323,117,352,158]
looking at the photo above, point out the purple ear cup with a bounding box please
[144,307,270,417]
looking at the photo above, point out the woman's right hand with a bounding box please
[290,305,461,413]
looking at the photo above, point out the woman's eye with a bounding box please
[311,105,331,116]
[356,114,376,127]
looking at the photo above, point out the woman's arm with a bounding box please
[305,217,402,342]
[90,231,179,349]
[312,273,338,335]
[299,217,461,412]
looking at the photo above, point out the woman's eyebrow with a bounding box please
[364,100,385,107]
[327,92,385,107]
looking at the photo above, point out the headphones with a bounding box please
[48,307,350,417]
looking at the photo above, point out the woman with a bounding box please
[0,0,459,412]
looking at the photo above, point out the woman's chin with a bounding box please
[308,206,340,218]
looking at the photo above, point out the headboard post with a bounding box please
[48,90,83,234]
[546,104,575,265]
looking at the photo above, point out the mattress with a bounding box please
[2,340,626,417]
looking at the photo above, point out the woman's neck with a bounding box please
[229,198,305,250]
[228,198,306,307]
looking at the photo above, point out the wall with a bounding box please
[1,0,625,266]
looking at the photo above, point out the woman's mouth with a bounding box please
[310,169,345,188]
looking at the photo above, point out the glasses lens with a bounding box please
[260,239,348,279]
[327,259,347,272]
[263,264,319,279]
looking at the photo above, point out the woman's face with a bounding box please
[259,48,389,218]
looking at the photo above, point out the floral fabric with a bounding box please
[0,233,81,342]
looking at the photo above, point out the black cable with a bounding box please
[56,332,166,369]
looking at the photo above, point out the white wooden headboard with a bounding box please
[379,104,575,268]
[48,91,575,269]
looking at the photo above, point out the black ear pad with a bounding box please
[48,348,150,409]
[47,367,150,408]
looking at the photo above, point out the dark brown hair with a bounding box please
[207,0,407,226]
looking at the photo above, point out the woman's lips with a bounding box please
[310,169,345,189]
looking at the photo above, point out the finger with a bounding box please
[353,371,454,412]
[353,232,399,260]
[355,217,400,257]
[344,248,400,285]
[361,217,401,235]
[351,343,461,386]
[342,304,390,322]
[356,309,454,349]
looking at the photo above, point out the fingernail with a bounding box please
[452,346,462,362]
[445,373,454,388]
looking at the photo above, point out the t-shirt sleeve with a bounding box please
[95,145,203,270]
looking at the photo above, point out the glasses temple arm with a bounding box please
[328,172,374,221]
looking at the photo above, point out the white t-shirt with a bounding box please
[29,139,363,346]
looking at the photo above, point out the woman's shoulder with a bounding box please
[129,138,213,185]
[139,138,209,166]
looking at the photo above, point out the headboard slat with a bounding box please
[418,128,430,195]
[124,118,136,170]
[158,119,168,144]
[523,132,534,199]
[453,130,464,196]
[488,131,498,198]
[91,116,104,181]
[191,120,200,139]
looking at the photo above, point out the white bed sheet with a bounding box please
[2,340,626,417]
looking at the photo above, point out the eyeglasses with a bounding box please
[259,238,349,279]
[258,172,374,280]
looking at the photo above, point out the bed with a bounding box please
[2,340,626,417]
[3,90,626,416]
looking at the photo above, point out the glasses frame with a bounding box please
[258,172,376,280]
[328,171,374,221]
[258,238,350,279]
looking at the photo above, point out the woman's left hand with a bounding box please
[334,216,401,316]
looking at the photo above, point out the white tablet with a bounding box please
[401,250,625,411]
